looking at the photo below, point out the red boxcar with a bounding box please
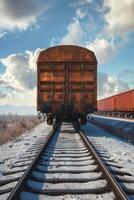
[97,96,115,111]
[115,89,134,112]
[97,89,134,117]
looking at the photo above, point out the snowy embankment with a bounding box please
[90,115,134,144]
[0,122,52,176]
[82,122,134,175]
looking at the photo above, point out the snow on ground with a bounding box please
[92,115,134,134]
[93,115,134,123]
[20,191,115,200]
[82,122,134,175]
[0,122,52,175]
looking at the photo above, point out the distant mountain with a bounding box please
[0,104,37,115]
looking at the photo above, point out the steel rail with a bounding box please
[7,124,59,200]
[76,125,129,200]
[7,122,129,200]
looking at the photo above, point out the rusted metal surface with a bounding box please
[97,96,115,111]
[37,45,97,114]
[37,45,97,63]
[97,89,134,112]
[115,89,134,111]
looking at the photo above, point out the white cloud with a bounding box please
[50,38,59,47]
[70,0,92,7]
[26,48,42,70]
[86,38,116,63]
[118,69,134,88]
[98,72,130,99]
[60,19,85,45]
[104,0,134,36]
[0,49,41,90]
[0,92,7,98]
[85,0,134,64]
[0,88,37,107]
[0,31,7,38]
[1,54,35,90]
[75,8,87,19]
[0,49,41,106]
[0,0,50,32]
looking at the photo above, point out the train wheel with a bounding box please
[53,114,60,127]
[47,118,53,125]
[74,115,80,129]
[47,114,53,125]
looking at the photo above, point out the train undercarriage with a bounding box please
[38,104,91,126]
[38,112,87,126]
[96,111,134,119]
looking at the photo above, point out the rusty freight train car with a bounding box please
[37,45,97,125]
[97,96,115,112]
[97,89,134,117]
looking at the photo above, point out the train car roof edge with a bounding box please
[98,89,134,101]
[37,45,98,63]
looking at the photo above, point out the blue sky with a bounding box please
[0,0,134,113]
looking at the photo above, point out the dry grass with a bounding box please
[0,114,44,144]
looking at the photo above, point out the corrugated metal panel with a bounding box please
[115,90,134,111]
[97,96,115,111]
[37,45,97,114]
[97,89,134,112]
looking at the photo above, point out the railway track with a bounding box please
[0,122,134,200]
